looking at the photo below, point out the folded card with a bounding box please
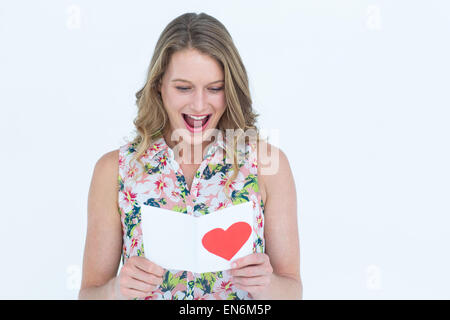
[140,201,254,273]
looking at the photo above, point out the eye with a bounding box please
[176,86,223,92]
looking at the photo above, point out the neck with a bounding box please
[163,129,213,165]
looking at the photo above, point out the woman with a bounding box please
[79,12,302,300]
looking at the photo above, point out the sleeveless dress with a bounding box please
[117,134,265,300]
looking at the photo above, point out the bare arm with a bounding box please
[257,142,303,299]
[78,150,123,299]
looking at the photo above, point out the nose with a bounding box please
[190,88,208,114]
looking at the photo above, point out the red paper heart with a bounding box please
[201,222,252,261]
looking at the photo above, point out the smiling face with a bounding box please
[158,48,226,148]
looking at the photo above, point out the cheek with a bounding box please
[162,89,184,110]
[217,93,226,107]
[213,95,226,114]
[163,98,185,117]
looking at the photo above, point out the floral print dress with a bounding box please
[117,134,265,300]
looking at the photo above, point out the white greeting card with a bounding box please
[140,201,254,273]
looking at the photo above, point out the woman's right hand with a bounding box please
[112,256,166,300]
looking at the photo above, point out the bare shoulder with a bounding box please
[90,149,120,186]
[95,149,120,174]
[255,140,292,205]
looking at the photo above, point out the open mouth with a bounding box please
[182,113,212,132]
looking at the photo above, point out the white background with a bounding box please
[1,0,449,299]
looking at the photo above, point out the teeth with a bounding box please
[187,114,208,120]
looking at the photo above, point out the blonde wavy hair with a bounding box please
[129,12,264,200]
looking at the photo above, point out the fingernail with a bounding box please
[231,262,237,268]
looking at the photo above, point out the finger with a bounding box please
[230,265,268,277]
[126,276,160,293]
[130,264,164,285]
[232,275,270,287]
[133,256,166,276]
[232,253,267,269]
[132,256,166,277]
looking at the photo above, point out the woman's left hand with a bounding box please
[229,253,273,299]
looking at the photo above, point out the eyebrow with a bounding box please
[171,79,225,85]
